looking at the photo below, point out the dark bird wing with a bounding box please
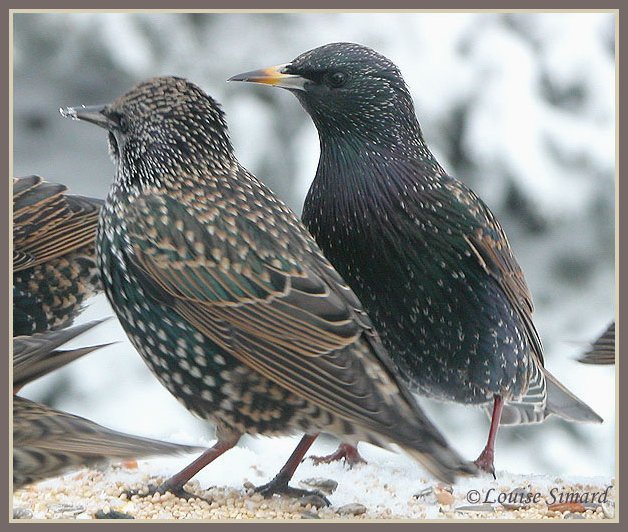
[578,322,615,365]
[399,176,543,364]
[124,192,407,426]
[407,176,600,423]
[13,396,202,490]
[13,319,114,392]
[13,251,33,271]
[454,189,548,423]
[13,175,103,272]
[123,190,475,482]
[438,180,544,367]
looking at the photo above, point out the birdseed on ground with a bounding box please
[12,461,615,521]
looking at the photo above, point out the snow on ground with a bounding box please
[12,436,614,520]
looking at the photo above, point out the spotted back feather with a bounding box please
[12,176,103,335]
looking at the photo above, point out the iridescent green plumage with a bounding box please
[231,42,603,475]
[64,76,476,500]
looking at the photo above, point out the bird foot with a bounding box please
[254,479,330,507]
[123,482,213,504]
[308,443,367,468]
[473,449,496,479]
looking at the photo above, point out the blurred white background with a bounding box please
[12,12,615,478]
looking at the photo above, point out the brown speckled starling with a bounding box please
[579,322,615,365]
[61,76,476,501]
[13,322,201,490]
[230,42,603,475]
[13,175,103,336]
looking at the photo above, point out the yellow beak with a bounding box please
[228,64,307,91]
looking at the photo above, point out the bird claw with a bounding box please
[254,481,330,507]
[309,444,367,469]
[473,450,496,479]
[123,482,213,504]
[297,493,331,508]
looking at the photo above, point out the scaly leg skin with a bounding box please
[253,433,330,508]
[309,443,367,468]
[123,438,238,502]
[473,446,495,478]
[473,395,504,478]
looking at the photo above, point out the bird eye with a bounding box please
[109,111,129,133]
[326,71,348,88]
[117,115,129,133]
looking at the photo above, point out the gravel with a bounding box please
[11,454,615,521]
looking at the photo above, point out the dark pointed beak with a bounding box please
[59,104,111,129]
[228,64,307,91]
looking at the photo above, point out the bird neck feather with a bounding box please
[304,136,448,259]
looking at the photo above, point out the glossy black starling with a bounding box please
[230,42,603,475]
[13,322,201,490]
[579,322,615,365]
[13,175,103,336]
[61,76,476,500]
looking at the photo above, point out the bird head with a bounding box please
[229,42,422,148]
[61,76,234,185]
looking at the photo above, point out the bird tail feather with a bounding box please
[13,318,115,391]
[356,416,477,485]
[544,369,603,423]
[397,442,478,485]
[487,367,603,425]
[13,397,203,490]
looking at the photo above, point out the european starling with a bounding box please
[61,76,475,501]
[578,322,615,365]
[13,322,201,490]
[230,42,603,475]
[13,175,103,336]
